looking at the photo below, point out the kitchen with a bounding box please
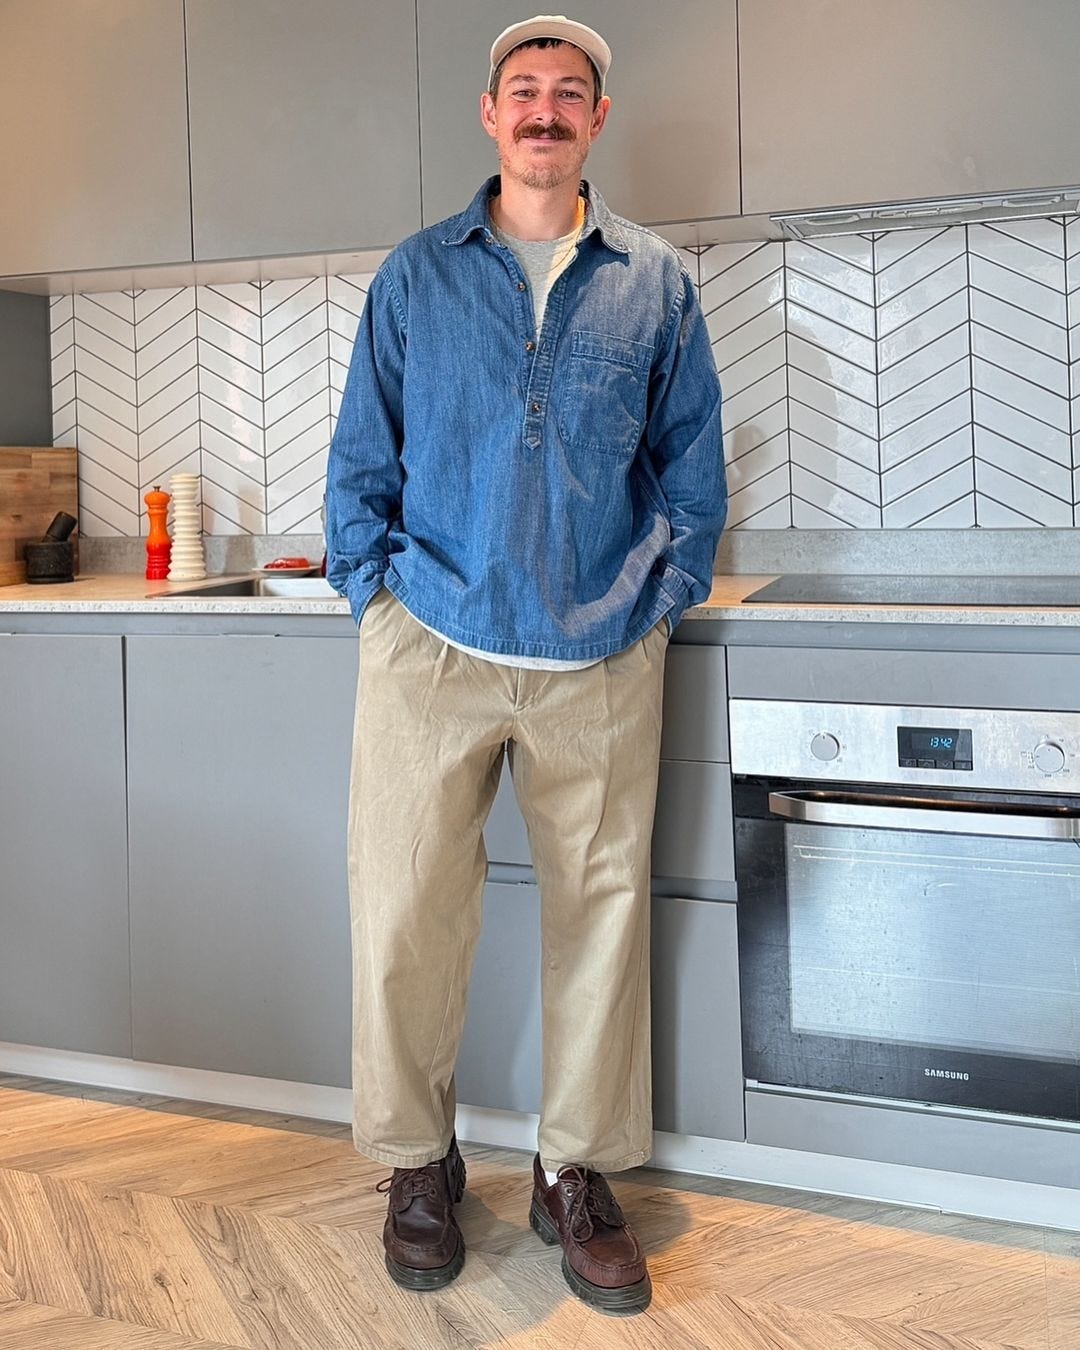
[1,2,1079,1346]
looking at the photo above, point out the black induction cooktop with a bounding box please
[741,574,1080,607]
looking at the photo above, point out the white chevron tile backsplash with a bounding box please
[969,221,1071,528]
[786,235,878,529]
[702,241,789,528]
[50,219,1080,535]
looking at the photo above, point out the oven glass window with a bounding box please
[785,825,1080,1061]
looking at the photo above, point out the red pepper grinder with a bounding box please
[144,485,172,580]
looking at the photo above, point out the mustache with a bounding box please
[515,121,575,142]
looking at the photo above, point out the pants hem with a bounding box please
[354,1137,453,1169]
[539,1144,652,1174]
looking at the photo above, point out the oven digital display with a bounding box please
[897,726,973,770]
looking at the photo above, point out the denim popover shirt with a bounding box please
[326,177,727,662]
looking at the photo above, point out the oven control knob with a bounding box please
[810,732,841,762]
[1033,740,1067,775]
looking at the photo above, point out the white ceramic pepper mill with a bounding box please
[166,472,207,580]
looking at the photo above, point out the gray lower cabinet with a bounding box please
[0,634,130,1055]
[651,759,734,886]
[457,882,744,1143]
[727,644,1080,711]
[484,763,532,868]
[0,1,191,275]
[740,0,1080,215]
[651,897,743,1140]
[485,757,734,885]
[662,645,728,762]
[485,644,735,887]
[416,1,740,227]
[455,882,543,1114]
[125,634,358,1086]
[185,0,421,259]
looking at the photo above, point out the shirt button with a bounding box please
[531,401,541,413]
[517,282,526,291]
[525,340,535,352]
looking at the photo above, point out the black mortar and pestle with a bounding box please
[24,511,78,583]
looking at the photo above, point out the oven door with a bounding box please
[734,778,1080,1123]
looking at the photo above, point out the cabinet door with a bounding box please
[0,635,130,1055]
[186,0,421,260]
[662,645,728,762]
[456,881,542,1113]
[456,883,745,1145]
[126,634,358,1087]
[652,760,735,885]
[486,758,734,883]
[741,0,1080,215]
[652,897,743,1140]
[0,1,190,275]
[417,1,740,227]
[484,643,732,868]
[484,762,531,867]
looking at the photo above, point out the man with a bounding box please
[325,14,726,1317]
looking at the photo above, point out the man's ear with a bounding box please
[480,91,498,141]
[590,94,611,142]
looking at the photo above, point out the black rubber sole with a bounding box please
[385,1230,465,1291]
[529,1199,652,1316]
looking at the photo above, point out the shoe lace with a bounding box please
[560,1166,624,1244]
[375,1166,440,1206]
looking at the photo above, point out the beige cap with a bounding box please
[489,15,612,92]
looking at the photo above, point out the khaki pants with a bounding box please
[347,589,668,1173]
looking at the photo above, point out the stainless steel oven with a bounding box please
[731,700,1080,1124]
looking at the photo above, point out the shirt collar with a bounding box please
[441,175,630,255]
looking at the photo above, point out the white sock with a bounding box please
[543,1164,587,1186]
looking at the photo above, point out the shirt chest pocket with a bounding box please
[557,329,653,458]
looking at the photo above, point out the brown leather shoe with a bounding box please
[529,1154,651,1316]
[376,1136,466,1290]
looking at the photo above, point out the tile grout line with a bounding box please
[872,232,882,527]
[783,239,793,527]
[967,224,978,527]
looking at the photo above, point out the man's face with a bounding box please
[480,42,610,191]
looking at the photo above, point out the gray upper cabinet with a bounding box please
[186,0,421,260]
[416,1,740,227]
[740,0,1080,216]
[0,0,191,275]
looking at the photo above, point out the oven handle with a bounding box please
[767,791,1080,840]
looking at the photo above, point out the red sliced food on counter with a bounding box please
[265,556,311,569]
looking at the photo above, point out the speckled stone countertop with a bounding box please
[0,572,350,614]
[2,571,1080,626]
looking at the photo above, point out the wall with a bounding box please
[50,217,1080,536]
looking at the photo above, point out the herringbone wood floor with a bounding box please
[0,1073,1075,1349]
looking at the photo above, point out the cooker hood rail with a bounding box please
[771,185,1080,239]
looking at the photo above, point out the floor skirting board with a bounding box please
[1,1041,1077,1233]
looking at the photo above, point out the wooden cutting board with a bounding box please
[0,447,79,585]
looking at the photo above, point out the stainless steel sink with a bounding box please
[152,576,340,599]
